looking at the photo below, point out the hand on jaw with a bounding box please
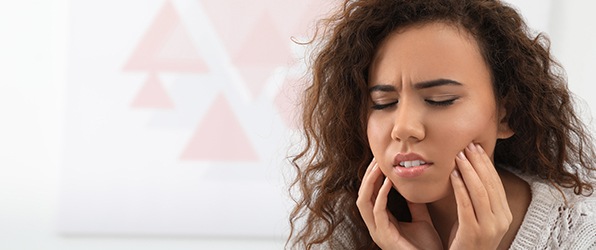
[357,143,512,250]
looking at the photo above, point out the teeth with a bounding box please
[399,160,426,168]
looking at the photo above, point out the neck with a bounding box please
[427,190,458,249]
[424,168,531,249]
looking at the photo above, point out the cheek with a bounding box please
[440,109,499,154]
[366,116,391,154]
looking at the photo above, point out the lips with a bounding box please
[393,153,431,167]
[392,153,432,178]
[398,160,426,168]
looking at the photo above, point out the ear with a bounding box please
[497,105,514,139]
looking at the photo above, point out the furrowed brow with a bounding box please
[368,84,396,93]
[414,79,462,89]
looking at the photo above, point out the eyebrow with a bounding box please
[369,78,463,93]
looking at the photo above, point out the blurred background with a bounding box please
[0,0,594,249]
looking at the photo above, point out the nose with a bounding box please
[391,100,425,142]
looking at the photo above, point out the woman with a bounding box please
[287,0,596,249]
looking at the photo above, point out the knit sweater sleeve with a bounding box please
[509,175,596,249]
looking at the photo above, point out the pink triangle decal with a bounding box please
[123,0,208,73]
[237,66,275,99]
[199,0,268,56]
[131,72,175,109]
[180,94,259,162]
[267,0,313,38]
[231,13,292,98]
[232,13,291,66]
[274,0,334,38]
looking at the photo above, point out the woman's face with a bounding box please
[366,22,513,203]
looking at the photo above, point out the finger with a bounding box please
[365,162,384,202]
[407,201,433,225]
[476,144,511,218]
[359,159,378,196]
[456,149,492,220]
[465,143,504,214]
[468,144,508,214]
[464,143,493,185]
[450,168,476,226]
[373,177,398,231]
[364,158,377,176]
[357,161,383,230]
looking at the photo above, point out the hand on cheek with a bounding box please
[357,159,442,250]
[449,143,513,249]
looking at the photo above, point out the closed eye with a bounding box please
[425,98,458,106]
[371,100,398,110]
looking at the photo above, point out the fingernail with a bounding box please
[451,169,460,178]
[457,151,466,160]
[467,143,476,152]
[475,144,484,152]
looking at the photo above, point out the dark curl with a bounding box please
[287,0,596,249]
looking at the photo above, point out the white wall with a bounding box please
[548,1,596,129]
[506,0,596,129]
[0,1,593,250]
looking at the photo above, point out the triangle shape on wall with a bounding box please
[231,13,292,98]
[232,13,292,67]
[237,66,275,99]
[199,0,267,56]
[180,94,259,162]
[123,0,208,73]
[131,72,175,109]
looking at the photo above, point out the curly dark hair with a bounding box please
[287,0,596,249]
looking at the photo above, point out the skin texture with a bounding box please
[358,22,518,249]
[366,22,511,203]
[287,1,596,249]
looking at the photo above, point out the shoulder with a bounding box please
[508,169,596,249]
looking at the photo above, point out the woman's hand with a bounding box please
[448,143,513,249]
[357,158,442,250]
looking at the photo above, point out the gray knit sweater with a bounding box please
[328,170,596,249]
[508,171,596,249]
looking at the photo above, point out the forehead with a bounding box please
[369,22,491,85]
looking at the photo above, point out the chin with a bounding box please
[396,183,451,204]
